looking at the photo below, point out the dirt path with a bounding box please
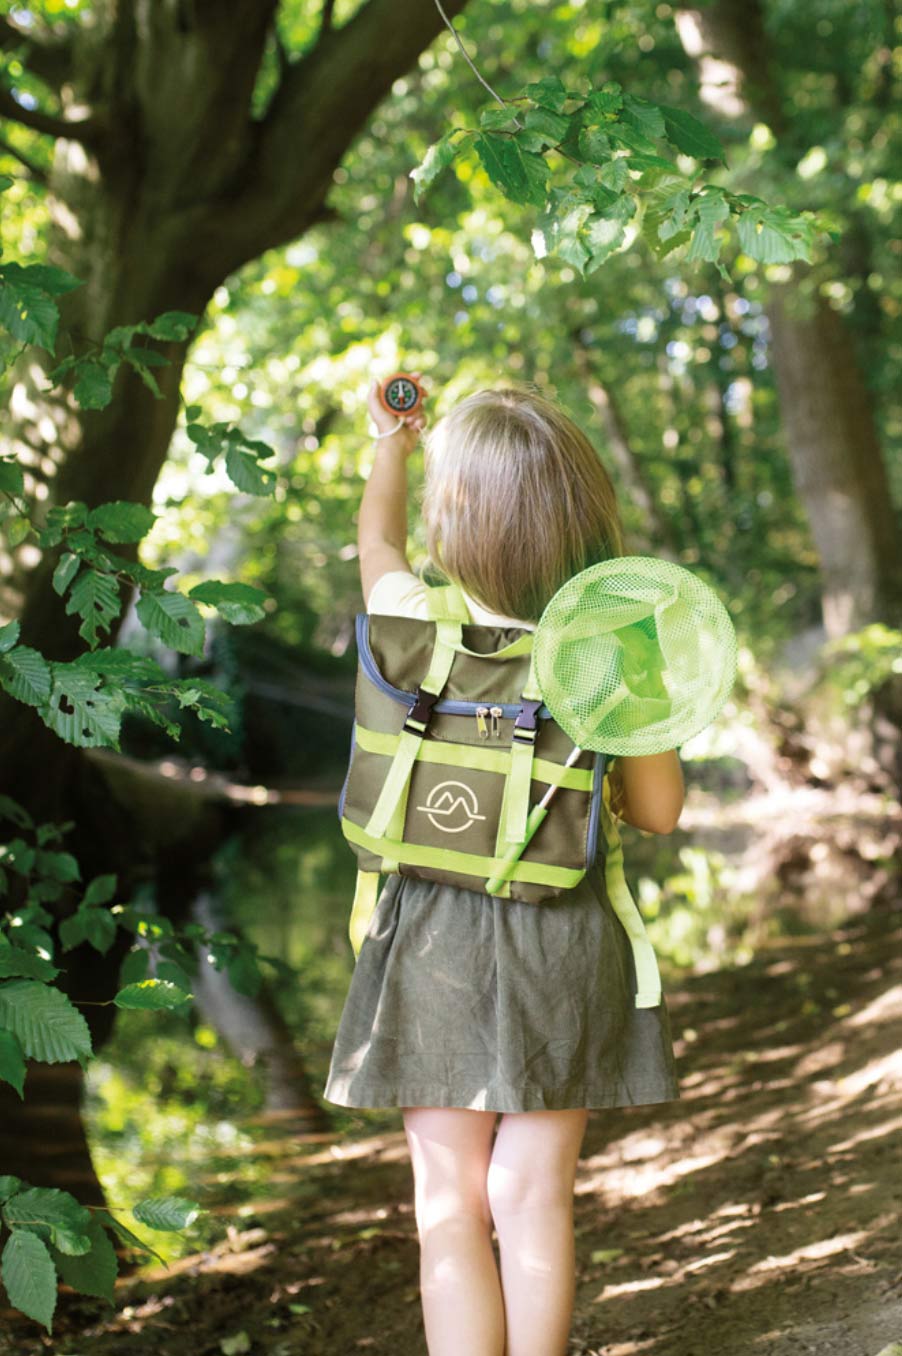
[3,908,900,1356]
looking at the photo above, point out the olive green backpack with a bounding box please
[337,578,663,1009]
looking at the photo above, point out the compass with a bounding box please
[378,372,424,417]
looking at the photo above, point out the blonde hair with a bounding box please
[420,384,624,622]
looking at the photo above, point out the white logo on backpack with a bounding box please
[417,781,486,834]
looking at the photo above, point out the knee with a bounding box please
[486,1158,575,1220]
[413,1180,493,1237]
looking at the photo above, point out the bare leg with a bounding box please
[402,1106,505,1356]
[487,1108,589,1356]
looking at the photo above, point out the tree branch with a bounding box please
[0,135,48,184]
[0,83,103,145]
[0,16,75,91]
[249,0,469,231]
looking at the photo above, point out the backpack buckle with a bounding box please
[404,686,440,734]
[512,698,543,744]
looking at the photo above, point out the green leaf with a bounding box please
[0,1029,26,1097]
[658,104,726,162]
[0,645,53,706]
[118,947,150,986]
[478,105,519,131]
[113,979,193,1010]
[225,946,262,999]
[122,349,163,398]
[223,442,278,496]
[0,1176,23,1204]
[43,664,125,749]
[87,501,155,544]
[608,121,659,156]
[0,945,59,982]
[72,359,114,410]
[3,1187,92,1256]
[132,1196,200,1231]
[0,263,61,352]
[523,107,570,146]
[34,849,80,883]
[59,906,117,956]
[410,133,462,203]
[64,568,121,646]
[686,188,730,263]
[51,552,81,598]
[49,1214,117,1304]
[187,579,268,625]
[0,621,20,654]
[585,83,622,117]
[38,500,88,548]
[577,127,612,164]
[1,1229,57,1332]
[155,959,194,991]
[736,204,816,263]
[101,1214,167,1266]
[599,158,629,193]
[0,980,93,1066]
[584,211,629,272]
[145,310,198,342]
[0,457,25,496]
[523,75,570,113]
[135,588,206,659]
[621,94,665,142]
[473,134,549,208]
[84,874,117,906]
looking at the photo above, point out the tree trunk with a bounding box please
[675,1,902,636]
[572,339,679,559]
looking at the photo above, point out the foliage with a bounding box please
[0,1172,197,1332]
[0,792,301,1328]
[817,624,902,708]
[412,69,831,279]
[0,171,277,750]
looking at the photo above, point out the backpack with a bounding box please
[337,578,662,1008]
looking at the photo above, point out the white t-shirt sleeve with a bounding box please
[366,569,431,620]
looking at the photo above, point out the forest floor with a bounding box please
[3,900,901,1356]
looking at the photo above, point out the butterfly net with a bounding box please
[534,557,737,756]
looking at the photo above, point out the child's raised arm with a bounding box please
[609,751,685,835]
[357,373,428,605]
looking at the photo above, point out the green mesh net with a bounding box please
[534,556,737,756]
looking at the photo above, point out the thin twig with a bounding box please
[432,0,520,124]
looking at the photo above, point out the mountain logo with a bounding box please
[417,780,486,834]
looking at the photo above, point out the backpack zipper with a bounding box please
[356,615,553,720]
[475,706,489,738]
[489,705,503,738]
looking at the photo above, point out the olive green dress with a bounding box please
[323,862,681,1113]
[323,569,681,1114]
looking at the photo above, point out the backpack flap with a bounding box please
[338,592,606,913]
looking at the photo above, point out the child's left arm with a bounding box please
[357,373,428,605]
[609,750,684,835]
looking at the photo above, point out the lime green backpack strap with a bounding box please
[598,774,662,1009]
[348,869,381,958]
[494,650,545,853]
[363,595,459,841]
[424,580,470,623]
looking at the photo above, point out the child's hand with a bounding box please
[368,371,428,453]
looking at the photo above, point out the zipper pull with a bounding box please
[475,706,489,739]
[490,705,503,739]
